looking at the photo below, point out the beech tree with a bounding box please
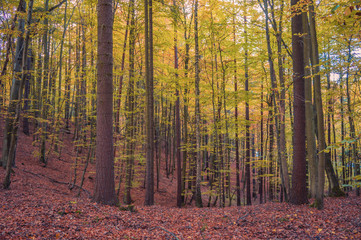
[290,0,307,205]
[93,0,116,205]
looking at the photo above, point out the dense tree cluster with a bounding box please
[1,0,360,208]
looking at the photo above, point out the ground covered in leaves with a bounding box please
[0,126,360,239]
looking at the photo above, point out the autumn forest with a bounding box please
[0,0,360,238]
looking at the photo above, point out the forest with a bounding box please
[0,0,360,238]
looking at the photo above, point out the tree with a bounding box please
[290,0,308,205]
[194,0,203,208]
[1,0,26,169]
[3,0,33,189]
[93,0,116,205]
[144,0,155,206]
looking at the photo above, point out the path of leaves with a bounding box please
[0,126,360,239]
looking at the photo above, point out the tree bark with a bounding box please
[93,0,116,205]
[144,0,155,206]
[290,0,308,205]
[194,0,203,208]
[1,0,26,168]
[3,0,33,188]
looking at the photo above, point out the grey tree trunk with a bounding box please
[3,0,33,188]
[308,3,326,209]
[1,0,26,168]
[302,12,317,198]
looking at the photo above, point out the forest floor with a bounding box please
[0,122,361,239]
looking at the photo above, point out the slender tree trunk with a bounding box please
[244,12,251,206]
[308,3,326,209]
[233,8,241,206]
[115,2,131,134]
[173,0,182,208]
[124,0,135,205]
[144,0,155,206]
[302,13,317,198]
[259,83,264,204]
[40,0,50,165]
[3,0,33,188]
[194,0,202,207]
[1,0,26,168]
[23,49,33,136]
[344,39,359,196]
[275,0,290,200]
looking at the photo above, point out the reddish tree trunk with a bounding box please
[93,0,116,205]
[290,0,307,205]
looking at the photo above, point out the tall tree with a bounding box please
[308,2,325,209]
[290,0,307,205]
[3,0,33,189]
[124,0,136,205]
[173,0,182,208]
[1,0,26,169]
[194,0,203,208]
[93,0,116,205]
[144,0,155,206]
[244,10,251,206]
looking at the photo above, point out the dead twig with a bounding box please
[21,169,91,197]
[236,210,252,226]
[150,226,180,240]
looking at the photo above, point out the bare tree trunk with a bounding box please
[124,0,135,205]
[144,0,155,206]
[40,0,50,165]
[344,39,359,196]
[93,0,116,205]
[308,3,326,209]
[1,0,26,168]
[290,0,308,205]
[3,0,33,188]
[233,6,241,206]
[244,11,251,206]
[302,13,317,198]
[194,0,202,208]
[259,83,264,204]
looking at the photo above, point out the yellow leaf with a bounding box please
[344,7,352,16]
[318,228,322,232]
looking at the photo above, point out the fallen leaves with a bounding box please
[0,125,360,239]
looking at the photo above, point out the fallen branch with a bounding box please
[150,226,179,240]
[236,210,252,226]
[21,169,91,197]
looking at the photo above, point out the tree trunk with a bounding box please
[308,3,326,209]
[3,0,33,188]
[39,0,51,165]
[233,7,241,206]
[124,0,135,205]
[194,0,202,208]
[93,0,116,205]
[244,12,251,206]
[290,0,308,205]
[1,0,26,168]
[302,13,317,198]
[144,0,155,206]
